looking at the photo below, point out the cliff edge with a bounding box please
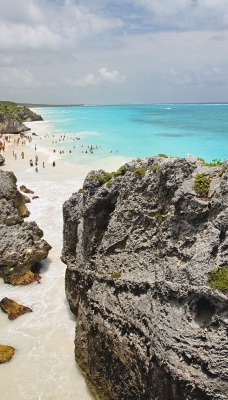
[62,155,228,400]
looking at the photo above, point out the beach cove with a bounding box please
[0,103,227,399]
[0,119,130,400]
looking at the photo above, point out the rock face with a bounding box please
[62,156,228,400]
[0,116,30,134]
[0,102,42,133]
[0,170,51,283]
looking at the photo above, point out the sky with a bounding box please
[0,0,228,104]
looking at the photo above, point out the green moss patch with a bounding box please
[208,266,228,292]
[133,167,147,176]
[111,271,122,279]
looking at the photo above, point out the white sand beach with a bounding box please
[0,120,129,400]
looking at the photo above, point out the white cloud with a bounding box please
[0,23,61,51]
[168,66,225,86]
[67,67,125,87]
[0,0,123,52]
[0,67,40,88]
[132,0,228,30]
[98,67,125,83]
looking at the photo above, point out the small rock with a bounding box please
[0,297,32,320]
[0,266,41,285]
[0,344,15,363]
[20,185,34,194]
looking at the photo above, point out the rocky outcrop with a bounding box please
[0,170,51,284]
[0,101,42,134]
[62,155,228,400]
[0,116,30,134]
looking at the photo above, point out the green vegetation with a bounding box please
[208,266,228,292]
[218,166,227,177]
[133,167,147,176]
[0,101,20,122]
[155,213,163,223]
[151,164,160,172]
[111,271,122,279]
[106,180,112,188]
[193,173,211,197]
[197,157,223,167]
[127,210,134,217]
[158,153,168,158]
[78,188,84,193]
[114,165,126,176]
[89,165,126,186]
[0,100,41,123]
[90,171,114,184]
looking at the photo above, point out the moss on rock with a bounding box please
[208,266,228,292]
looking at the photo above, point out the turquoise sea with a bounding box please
[35,103,228,164]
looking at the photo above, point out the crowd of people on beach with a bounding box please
[1,129,119,174]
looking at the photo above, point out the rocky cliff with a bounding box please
[62,155,228,400]
[0,170,51,284]
[0,101,42,134]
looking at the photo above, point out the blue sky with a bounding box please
[0,0,228,104]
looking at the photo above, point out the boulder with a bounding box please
[0,170,51,283]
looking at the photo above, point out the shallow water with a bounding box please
[36,103,228,163]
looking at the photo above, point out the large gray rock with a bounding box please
[0,170,51,278]
[62,156,228,400]
[0,116,30,134]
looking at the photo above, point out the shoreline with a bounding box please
[0,122,98,400]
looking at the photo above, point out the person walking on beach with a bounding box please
[30,159,33,166]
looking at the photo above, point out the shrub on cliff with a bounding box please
[193,173,211,197]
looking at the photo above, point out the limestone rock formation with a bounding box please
[0,101,42,134]
[0,116,30,134]
[62,155,228,400]
[0,170,51,284]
